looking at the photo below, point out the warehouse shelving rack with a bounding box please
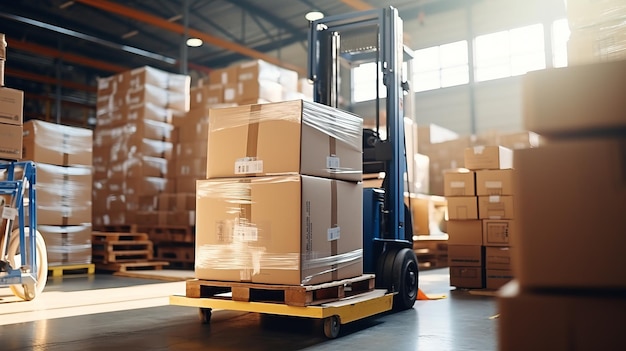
[0,160,47,300]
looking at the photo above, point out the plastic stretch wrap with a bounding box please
[39,224,92,264]
[98,66,190,94]
[207,100,363,181]
[23,120,93,167]
[567,0,626,30]
[195,175,363,285]
[35,163,92,206]
[109,155,168,179]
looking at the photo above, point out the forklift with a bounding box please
[171,6,420,338]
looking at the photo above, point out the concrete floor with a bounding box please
[0,268,499,351]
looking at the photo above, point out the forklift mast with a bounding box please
[307,7,409,244]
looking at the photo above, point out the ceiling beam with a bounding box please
[8,37,128,73]
[74,0,306,75]
[341,0,374,11]
[5,68,97,92]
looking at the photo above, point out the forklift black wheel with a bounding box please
[199,308,212,324]
[391,248,419,310]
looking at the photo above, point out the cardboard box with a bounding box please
[446,196,478,220]
[417,123,459,150]
[482,219,512,246]
[448,245,483,267]
[124,66,190,94]
[125,176,172,196]
[209,65,238,85]
[0,123,22,160]
[158,193,195,211]
[237,80,283,103]
[443,169,475,196]
[486,269,513,290]
[195,175,363,285]
[464,145,513,170]
[449,266,484,289]
[485,246,511,270]
[126,84,189,112]
[497,131,542,150]
[177,141,208,159]
[446,220,482,245]
[190,84,224,109]
[498,281,626,351]
[105,137,173,163]
[206,100,362,181]
[475,169,514,196]
[478,195,514,219]
[0,87,23,125]
[406,194,447,235]
[513,138,626,289]
[237,60,281,83]
[176,176,198,194]
[178,121,209,143]
[96,119,176,145]
[39,224,92,265]
[523,60,626,136]
[109,156,169,179]
[176,157,206,177]
[567,27,626,66]
[23,120,93,166]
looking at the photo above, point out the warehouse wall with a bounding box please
[273,0,567,136]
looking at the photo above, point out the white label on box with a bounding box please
[486,181,502,188]
[224,88,236,101]
[235,158,263,174]
[327,226,340,241]
[233,225,258,242]
[326,156,340,169]
[1,207,17,220]
[451,181,465,188]
[489,195,501,203]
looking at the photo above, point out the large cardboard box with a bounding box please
[446,196,478,220]
[464,146,513,170]
[23,120,93,167]
[446,220,482,245]
[206,100,363,182]
[498,281,626,351]
[158,193,195,211]
[237,60,281,83]
[486,269,513,290]
[443,169,475,196]
[176,157,206,177]
[478,195,514,220]
[449,266,484,289]
[513,138,626,289]
[195,175,363,285]
[124,66,190,94]
[190,84,223,108]
[523,60,626,136]
[177,141,208,159]
[237,80,283,103]
[0,123,22,160]
[448,245,483,267]
[0,87,23,125]
[406,194,447,235]
[209,65,238,85]
[39,224,92,265]
[485,246,511,270]
[475,169,514,196]
[482,219,513,246]
[109,156,169,179]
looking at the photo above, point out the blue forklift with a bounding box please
[171,7,420,338]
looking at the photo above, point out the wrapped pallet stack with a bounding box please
[93,66,190,227]
[22,120,94,267]
[497,59,626,350]
[195,100,364,286]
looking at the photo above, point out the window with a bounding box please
[413,41,469,92]
[552,18,570,68]
[475,24,546,82]
[352,62,386,103]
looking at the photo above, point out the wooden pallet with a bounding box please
[92,231,149,242]
[48,263,95,277]
[92,240,154,264]
[163,261,194,270]
[155,244,194,263]
[146,225,194,243]
[186,274,376,307]
[93,224,140,233]
[96,260,169,272]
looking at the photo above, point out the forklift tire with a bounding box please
[391,248,419,310]
[375,246,397,291]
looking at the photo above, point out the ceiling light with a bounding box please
[305,11,324,22]
[186,38,203,47]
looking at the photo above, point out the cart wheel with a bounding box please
[391,248,419,310]
[7,228,48,301]
[199,308,212,324]
[323,315,340,339]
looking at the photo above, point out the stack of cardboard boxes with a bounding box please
[93,66,190,227]
[0,34,23,161]
[445,146,515,289]
[195,99,365,285]
[567,0,626,65]
[498,59,626,350]
[203,59,303,106]
[22,120,94,266]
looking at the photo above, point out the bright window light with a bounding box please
[413,40,469,92]
[352,62,386,103]
[552,18,570,67]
